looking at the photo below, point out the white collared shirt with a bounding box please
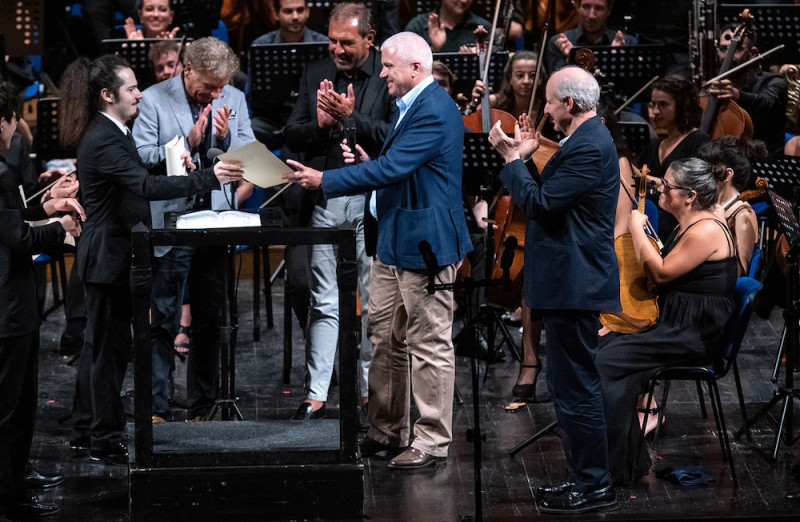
[100,111,131,137]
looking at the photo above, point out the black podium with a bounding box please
[129,224,361,521]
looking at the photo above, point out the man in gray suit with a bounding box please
[132,36,255,422]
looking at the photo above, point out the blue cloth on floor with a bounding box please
[656,466,715,487]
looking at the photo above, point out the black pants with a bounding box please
[80,281,131,451]
[0,331,38,504]
[541,309,612,493]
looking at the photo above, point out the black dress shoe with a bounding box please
[359,436,404,459]
[538,484,617,514]
[534,481,575,499]
[23,464,64,489]
[0,495,59,518]
[90,442,128,466]
[290,402,326,420]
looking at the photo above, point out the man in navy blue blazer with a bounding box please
[285,31,472,470]
[489,66,621,513]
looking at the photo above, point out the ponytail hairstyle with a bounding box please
[59,54,131,149]
[697,136,768,191]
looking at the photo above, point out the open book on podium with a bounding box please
[176,210,262,229]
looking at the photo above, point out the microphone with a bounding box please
[418,240,439,295]
[499,236,517,288]
[343,119,359,164]
[207,147,224,164]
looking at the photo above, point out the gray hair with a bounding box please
[554,66,600,112]
[381,32,432,72]
[330,3,373,38]
[669,157,719,211]
[183,37,239,81]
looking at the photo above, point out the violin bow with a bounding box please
[527,24,549,117]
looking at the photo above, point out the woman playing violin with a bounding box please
[698,136,767,276]
[469,51,540,117]
[596,158,737,485]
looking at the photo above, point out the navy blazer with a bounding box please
[322,81,472,270]
[77,114,220,285]
[500,115,621,312]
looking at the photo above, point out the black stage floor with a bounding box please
[17,276,800,521]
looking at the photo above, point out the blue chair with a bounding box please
[636,277,763,489]
[748,246,763,280]
[643,198,659,234]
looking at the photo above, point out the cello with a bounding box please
[698,9,755,140]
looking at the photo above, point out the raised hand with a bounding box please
[611,30,626,47]
[188,105,212,148]
[316,80,336,128]
[428,13,446,52]
[213,104,231,140]
[124,17,144,39]
[516,113,540,161]
[555,33,573,58]
[318,83,355,122]
[159,27,180,39]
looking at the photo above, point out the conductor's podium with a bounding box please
[128,224,361,521]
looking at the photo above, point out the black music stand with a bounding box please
[734,189,800,460]
[460,134,522,365]
[101,38,169,88]
[0,0,43,56]
[619,121,651,159]
[433,51,509,101]
[35,98,74,162]
[248,43,329,98]
[752,156,800,201]
[569,45,670,97]
[717,4,800,65]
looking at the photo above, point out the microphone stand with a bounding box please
[419,238,517,522]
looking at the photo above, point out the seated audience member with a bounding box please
[125,0,180,39]
[0,80,84,518]
[148,40,184,83]
[251,0,328,44]
[699,137,768,277]
[469,50,540,117]
[708,24,787,157]
[597,158,737,485]
[545,0,636,74]
[405,0,490,53]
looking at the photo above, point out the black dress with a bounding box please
[596,218,737,484]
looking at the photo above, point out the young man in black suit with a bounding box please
[489,66,620,513]
[58,55,243,466]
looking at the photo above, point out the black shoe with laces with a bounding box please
[0,495,59,518]
[538,484,617,514]
[23,464,64,489]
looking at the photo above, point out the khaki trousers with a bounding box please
[365,258,456,457]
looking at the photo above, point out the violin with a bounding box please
[462,27,517,134]
[698,9,754,140]
[600,165,660,333]
[722,177,768,210]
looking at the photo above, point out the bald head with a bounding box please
[550,66,600,113]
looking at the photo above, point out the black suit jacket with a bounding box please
[76,114,220,285]
[283,47,394,228]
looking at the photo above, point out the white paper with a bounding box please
[176,210,261,229]
[165,135,187,177]
[218,141,291,188]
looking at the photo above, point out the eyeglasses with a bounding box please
[660,177,694,193]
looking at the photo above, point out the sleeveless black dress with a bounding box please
[596,218,738,484]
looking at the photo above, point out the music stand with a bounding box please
[433,51,509,101]
[619,121,651,160]
[734,188,800,460]
[752,156,800,201]
[0,0,43,56]
[35,98,73,162]
[248,43,329,98]
[101,38,171,89]
[717,4,800,65]
[569,45,670,97]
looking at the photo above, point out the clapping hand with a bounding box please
[316,80,337,128]
[428,13,446,52]
[188,105,212,148]
[318,82,355,122]
[213,104,231,140]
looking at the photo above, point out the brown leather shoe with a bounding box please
[152,415,166,423]
[388,447,442,469]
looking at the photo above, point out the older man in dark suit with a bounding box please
[284,2,394,422]
[489,66,620,513]
[59,55,242,465]
[286,31,472,469]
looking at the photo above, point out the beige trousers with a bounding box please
[365,258,456,457]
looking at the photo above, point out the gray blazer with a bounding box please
[132,74,255,255]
